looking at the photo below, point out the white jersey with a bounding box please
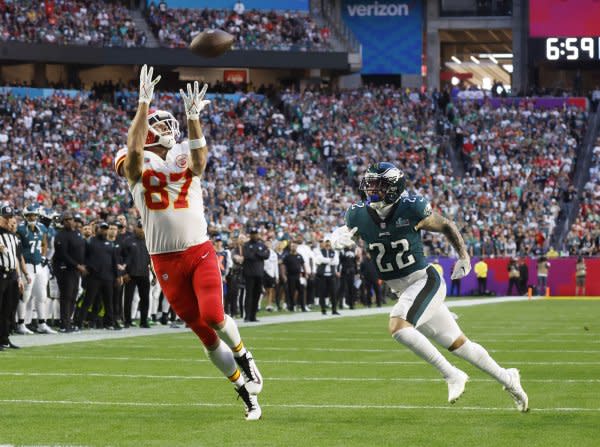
[115,142,208,254]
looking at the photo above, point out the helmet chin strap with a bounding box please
[145,133,176,150]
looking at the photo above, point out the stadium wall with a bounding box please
[149,0,309,10]
[0,42,350,70]
[432,257,600,297]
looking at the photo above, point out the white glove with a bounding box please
[451,258,471,280]
[179,81,211,121]
[138,64,161,105]
[330,225,358,250]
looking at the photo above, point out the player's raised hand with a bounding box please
[451,257,472,280]
[138,64,161,105]
[330,225,358,250]
[180,81,211,121]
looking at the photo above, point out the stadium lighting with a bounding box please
[502,64,514,73]
[470,55,480,64]
[489,56,498,64]
[451,76,460,86]
[451,56,462,64]
[478,53,513,59]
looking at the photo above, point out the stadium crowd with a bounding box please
[0,0,146,47]
[565,136,600,256]
[0,83,596,339]
[145,3,332,51]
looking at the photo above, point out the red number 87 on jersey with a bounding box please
[142,169,193,210]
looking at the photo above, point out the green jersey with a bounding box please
[17,222,48,265]
[345,195,432,281]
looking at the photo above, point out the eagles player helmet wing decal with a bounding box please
[359,162,406,205]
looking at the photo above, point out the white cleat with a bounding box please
[447,370,469,404]
[236,384,262,421]
[37,323,57,334]
[235,351,263,395]
[15,324,34,335]
[504,368,529,412]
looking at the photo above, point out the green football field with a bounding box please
[1,299,599,447]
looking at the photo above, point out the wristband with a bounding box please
[189,137,207,150]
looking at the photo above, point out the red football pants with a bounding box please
[151,241,224,347]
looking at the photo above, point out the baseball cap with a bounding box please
[0,205,14,217]
[215,234,223,241]
[116,221,125,229]
[249,226,259,234]
[99,222,109,229]
[136,219,143,228]
[73,213,84,223]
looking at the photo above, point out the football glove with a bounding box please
[138,64,161,105]
[451,258,472,280]
[180,81,211,121]
[330,225,358,250]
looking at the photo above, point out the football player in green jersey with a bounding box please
[331,163,528,412]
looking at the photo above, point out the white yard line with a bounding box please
[4,353,600,366]
[0,371,598,383]
[0,398,598,413]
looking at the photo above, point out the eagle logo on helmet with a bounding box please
[145,109,180,150]
[359,162,406,205]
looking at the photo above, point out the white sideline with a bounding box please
[0,398,598,413]
[11,296,537,348]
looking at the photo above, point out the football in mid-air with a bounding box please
[189,29,234,58]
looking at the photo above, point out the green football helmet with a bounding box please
[359,162,406,205]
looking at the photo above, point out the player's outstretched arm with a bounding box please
[415,211,471,279]
[126,65,161,183]
[180,81,211,177]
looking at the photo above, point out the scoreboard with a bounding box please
[529,0,600,66]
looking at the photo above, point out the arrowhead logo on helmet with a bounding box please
[359,162,406,205]
[145,109,180,150]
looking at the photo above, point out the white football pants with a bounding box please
[18,263,50,323]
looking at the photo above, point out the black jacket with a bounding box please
[339,248,357,275]
[123,236,150,277]
[360,258,379,283]
[85,235,119,281]
[53,229,86,272]
[282,252,304,277]
[242,240,270,277]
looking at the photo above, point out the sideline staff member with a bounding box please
[0,205,26,350]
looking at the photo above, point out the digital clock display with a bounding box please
[545,37,600,61]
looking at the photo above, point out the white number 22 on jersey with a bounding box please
[368,239,416,272]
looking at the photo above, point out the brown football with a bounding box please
[189,29,234,58]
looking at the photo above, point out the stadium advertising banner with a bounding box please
[150,1,308,10]
[433,257,600,296]
[341,0,423,74]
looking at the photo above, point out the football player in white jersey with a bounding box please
[116,65,262,420]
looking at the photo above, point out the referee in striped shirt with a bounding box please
[0,205,28,350]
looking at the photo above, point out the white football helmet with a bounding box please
[145,109,180,150]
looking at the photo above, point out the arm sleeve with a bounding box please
[331,251,340,268]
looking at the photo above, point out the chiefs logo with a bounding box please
[175,154,188,169]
